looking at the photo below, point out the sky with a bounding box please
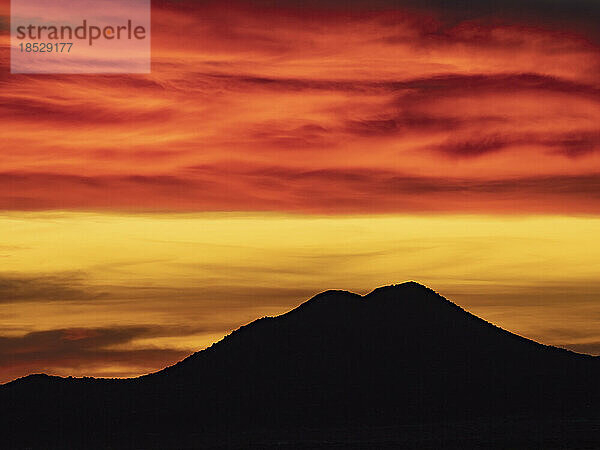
[0,0,599,382]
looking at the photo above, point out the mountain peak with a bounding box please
[366,281,433,296]
[282,282,452,320]
[287,289,362,315]
[364,281,456,311]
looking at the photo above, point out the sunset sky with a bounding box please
[1,0,599,382]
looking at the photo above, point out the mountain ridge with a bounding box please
[1,282,598,449]
[3,281,596,387]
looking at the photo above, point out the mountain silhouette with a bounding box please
[1,282,599,449]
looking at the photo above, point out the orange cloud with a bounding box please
[0,2,598,213]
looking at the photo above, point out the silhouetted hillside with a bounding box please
[1,282,599,449]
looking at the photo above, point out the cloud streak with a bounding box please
[0,325,194,382]
[0,273,106,303]
[0,168,599,213]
